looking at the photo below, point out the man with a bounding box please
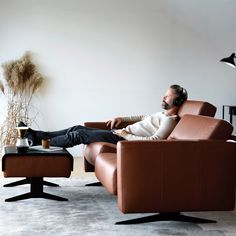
[23,84,188,147]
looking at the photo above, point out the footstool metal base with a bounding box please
[5,177,67,202]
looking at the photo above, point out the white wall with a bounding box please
[0,0,236,156]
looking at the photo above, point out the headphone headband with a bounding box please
[173,86,188,107]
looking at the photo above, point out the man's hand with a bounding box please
[113,129,129,138]
[106,117,122,129]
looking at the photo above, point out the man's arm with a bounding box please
[106,115,147,129]
[115,117,177,140]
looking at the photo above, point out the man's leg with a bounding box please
[50,129,124,148]
[27,125,99,145]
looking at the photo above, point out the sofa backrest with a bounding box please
[168,114,233,140]
[178,100,216,118]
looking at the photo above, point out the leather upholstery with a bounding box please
[117,140,236,212]
[177,100,216,118]
[84,142,117,166]
[84,121,135,130]
[168,114,233,140]
[95,153,117,195]
[4,155,71,177]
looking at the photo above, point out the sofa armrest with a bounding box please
[84,122,109,130]
[84,121,135,130]
[83,142,117,172]
[117,140,236,213]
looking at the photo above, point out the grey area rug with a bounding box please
[0,177,236,236]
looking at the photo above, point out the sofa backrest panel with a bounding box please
[178,100,216,118]
[168,114,233,140]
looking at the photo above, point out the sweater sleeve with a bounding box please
[124,117,178,141]
[121,115,147,122]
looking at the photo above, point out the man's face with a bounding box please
[161,88,177,110]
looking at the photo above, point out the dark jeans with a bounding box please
[35,125,125,148]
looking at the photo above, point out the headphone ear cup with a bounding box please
[173,97,183,106]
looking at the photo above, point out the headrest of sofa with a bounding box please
[167,114,233,140]
[178,100,216,118]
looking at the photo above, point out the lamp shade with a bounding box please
[220,53,236,68]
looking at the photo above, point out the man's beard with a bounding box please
[162,101,171,110]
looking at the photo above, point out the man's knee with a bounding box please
[70,130,89,144]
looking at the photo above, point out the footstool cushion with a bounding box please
[3,155,71,177]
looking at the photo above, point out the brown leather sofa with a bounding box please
[83,100,236,224]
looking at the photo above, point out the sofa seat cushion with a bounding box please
[168,114,233,140]
[95,153,117,195]
[83,142,117,166]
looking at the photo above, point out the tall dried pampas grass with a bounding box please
[0,52,44,148]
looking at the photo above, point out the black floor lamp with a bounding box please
[220,53,236,68]
[220,52,236,124]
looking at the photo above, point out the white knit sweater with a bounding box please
[121,112,178,141]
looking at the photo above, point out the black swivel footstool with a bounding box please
[2,146,73,202]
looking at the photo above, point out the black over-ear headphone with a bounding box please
[173,87,188,107]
